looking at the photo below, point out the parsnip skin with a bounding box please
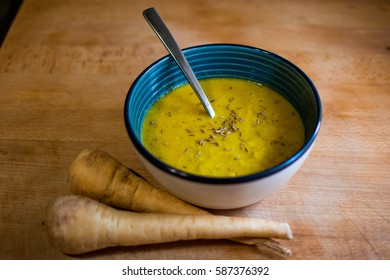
[46,195,293,255]
[69,148,208,215]
[68,148,293,255]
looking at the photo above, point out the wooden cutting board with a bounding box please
[0,0,389,259]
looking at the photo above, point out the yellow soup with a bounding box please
[142,78,304,177]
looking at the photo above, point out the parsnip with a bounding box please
[70,148,208,215]
[69,148,293,255]
[46,195,293,255]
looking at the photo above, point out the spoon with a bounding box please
[143,7,216,118]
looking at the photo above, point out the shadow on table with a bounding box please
[0,0,23,47]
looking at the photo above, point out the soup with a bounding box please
[142,77,304,177]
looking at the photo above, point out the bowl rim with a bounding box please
[124,43,322,184]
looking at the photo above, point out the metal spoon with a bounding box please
[143,7,215,118]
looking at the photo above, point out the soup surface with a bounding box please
[142,78,304,177]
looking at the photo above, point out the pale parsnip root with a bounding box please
[69,148,293,255]
[69,148,208,215]
[46,195,293,255]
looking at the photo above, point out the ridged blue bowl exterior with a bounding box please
[124,44,321,184]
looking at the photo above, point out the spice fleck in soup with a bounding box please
[142,78,304,177]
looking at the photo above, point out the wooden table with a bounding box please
[0,0,389,260]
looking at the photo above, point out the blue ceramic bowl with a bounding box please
[124,44,321,209]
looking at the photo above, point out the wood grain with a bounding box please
[0,0,389,259]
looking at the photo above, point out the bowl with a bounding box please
[124,44,321,209]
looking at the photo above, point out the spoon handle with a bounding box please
[143,7,215,118]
